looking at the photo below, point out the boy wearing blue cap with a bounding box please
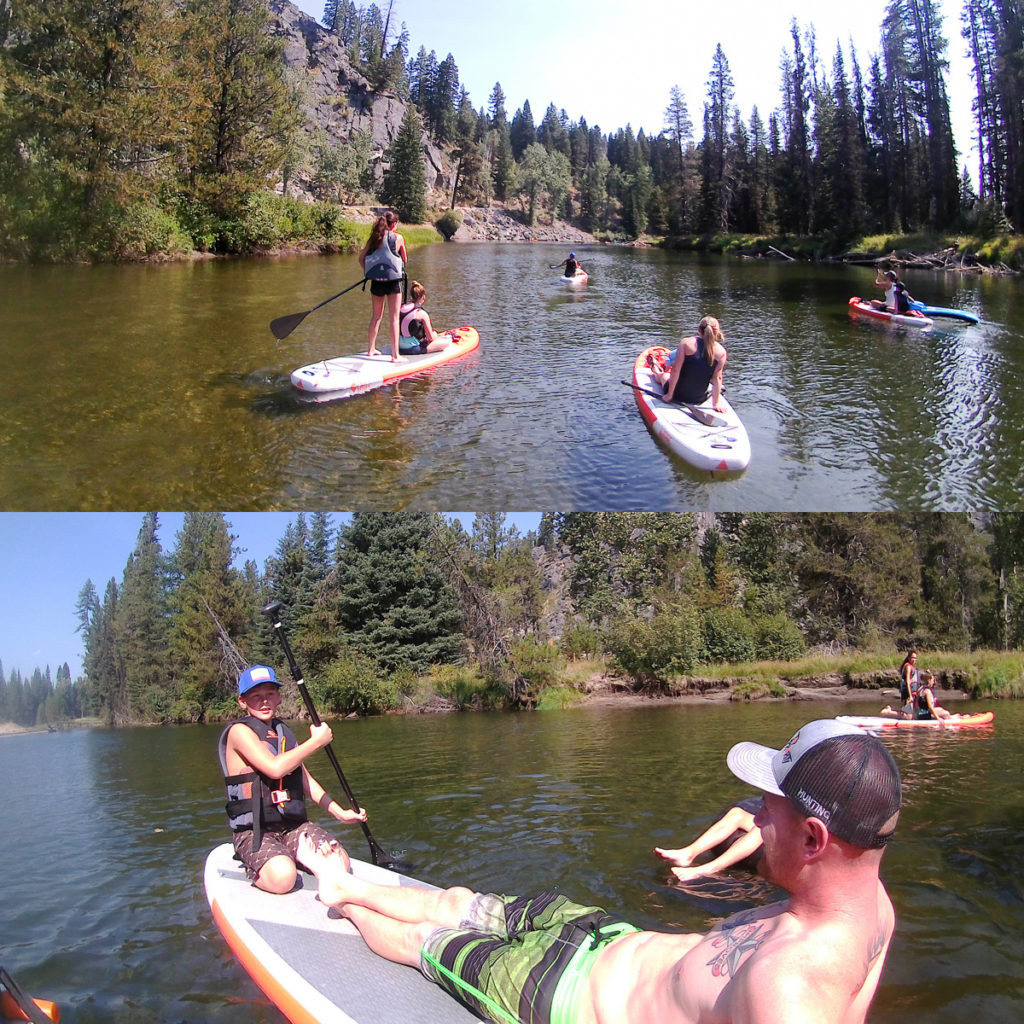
[217,664,368,894]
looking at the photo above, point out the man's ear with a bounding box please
[804,816,831,859]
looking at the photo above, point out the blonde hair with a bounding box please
[409,280,426,303]
[697,316,724,366]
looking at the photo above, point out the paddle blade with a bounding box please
[269,309,309,340]
[684,404,728,427]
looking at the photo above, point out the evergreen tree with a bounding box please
[0,0,181,256]
[178,0,300,223]
[429,53,459,142]
[330,512,464,673]
[167,513,250,720]
[116,513,170,722]
[510,101,537,159]
[701,44,736,233]
[382,106,427,222]
[664,85,694,177]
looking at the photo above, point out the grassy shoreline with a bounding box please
[3,651,1020,732]
[660,229,1024,272]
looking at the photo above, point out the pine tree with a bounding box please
[116,513,170,722]
[510,101,537,159]
[330,513,464,673]
[382,106,427,222]
[701,44,736,233]
[167,513,250,719]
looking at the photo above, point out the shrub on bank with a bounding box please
[435,209,463,240]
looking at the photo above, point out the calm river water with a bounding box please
[0,698,1019,1023]
[3,245,1023,510]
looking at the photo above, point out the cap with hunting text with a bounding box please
[727,719,902,849]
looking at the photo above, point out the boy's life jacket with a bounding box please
[363,231,405,281]
[219,715,307,851]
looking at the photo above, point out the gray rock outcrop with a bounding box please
[268,0,452,202]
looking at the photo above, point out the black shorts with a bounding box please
[369,279,402,296]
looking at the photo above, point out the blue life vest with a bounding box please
[218,716,307,850]
[363,231,404,281]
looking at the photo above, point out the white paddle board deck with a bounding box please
[632,346,750,472]
[291,326,480,401]
[204,843,482,1024]
[836,712,994,730]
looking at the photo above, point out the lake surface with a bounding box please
[3,245,1023,510]
[0,697,1020,1023]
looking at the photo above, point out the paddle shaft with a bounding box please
[269,278,367,340]
[0,968,55,1024]
[620,380,725,427]
[261,602,396,868]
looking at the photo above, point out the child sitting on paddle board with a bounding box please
[398,281,454,355]
[218,665,368,894]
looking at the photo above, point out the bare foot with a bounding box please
[367,348,380,357]
[391,354,407,363]
[670,864,715,882]
[297,833,353,907]
[654,847,695,868]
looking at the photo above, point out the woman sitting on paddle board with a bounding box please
[398,282,454,355]
[359,212,407,362]
[651,315,728,413]
[218,665,368,894]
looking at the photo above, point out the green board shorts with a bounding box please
[419,890,640,1024]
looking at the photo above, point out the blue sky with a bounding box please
[0,512,540,681]
[292,0,977,175]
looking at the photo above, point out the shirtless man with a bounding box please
[299,718,902,1024]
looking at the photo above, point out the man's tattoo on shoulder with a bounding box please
[706,915,768,979]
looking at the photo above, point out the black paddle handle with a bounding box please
[261,601,392,865]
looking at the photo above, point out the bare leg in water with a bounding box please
[654,804,761,880]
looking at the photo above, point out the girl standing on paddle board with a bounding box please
[651,315,728,413]
[360,212,407,362]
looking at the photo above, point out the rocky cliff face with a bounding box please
[268,0,452,202]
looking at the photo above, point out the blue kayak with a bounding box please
[908,300,980,324]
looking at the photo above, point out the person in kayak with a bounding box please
[555,252,583,277]
[869,270,914,314]
[359,212,408,362]
[653,796,763,881]
[300,718,901,1024]
[652,315,728,413]
[398,281,454,355]
[218,664,368,894]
